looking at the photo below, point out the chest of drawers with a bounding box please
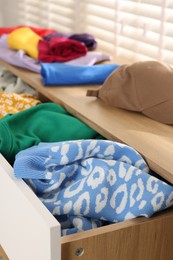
[0,60,173,260]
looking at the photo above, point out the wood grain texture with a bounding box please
[61,209,173,260]
[0,245,9,260]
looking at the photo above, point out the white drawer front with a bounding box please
[0,154,61,260]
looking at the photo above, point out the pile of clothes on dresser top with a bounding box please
[0,25,120,85]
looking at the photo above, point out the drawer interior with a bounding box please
[0,152,173,260]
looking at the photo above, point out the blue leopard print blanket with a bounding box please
[14,140,173,236]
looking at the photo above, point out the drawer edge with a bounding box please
[0,154,61,260]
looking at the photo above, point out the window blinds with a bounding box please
[18,0,78,33]
[7,0,173,64]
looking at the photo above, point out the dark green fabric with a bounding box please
[0,102,102,165]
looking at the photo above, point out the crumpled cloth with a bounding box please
[7,27,41,59]
[69,33,97,50]
[0,65,37,95]
[0,35,41,73]
[14,139,173,236]
[44,32,97,50]
[38,37,88,62]
[0,92,40,118]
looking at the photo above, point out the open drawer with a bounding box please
[0,59,173,259]
[0,154,173,260]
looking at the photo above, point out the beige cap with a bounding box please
[87,61,173,124]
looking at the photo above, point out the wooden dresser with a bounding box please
[0,60,173,260]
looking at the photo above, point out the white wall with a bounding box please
[1,0,19,26]
[0,0,3,26]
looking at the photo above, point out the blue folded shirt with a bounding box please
[41,63,120,85]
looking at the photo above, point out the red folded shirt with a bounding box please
[38,37,88,62]
[0,26,56,37]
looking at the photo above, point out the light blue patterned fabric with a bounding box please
[14,140,173,236]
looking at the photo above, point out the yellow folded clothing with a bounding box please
[7,27,41,59]
[0,92,41,118]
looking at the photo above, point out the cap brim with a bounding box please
[142,99,173,124]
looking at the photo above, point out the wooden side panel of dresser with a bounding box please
[61,209,173,260]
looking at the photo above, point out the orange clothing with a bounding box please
[0,92,41,118]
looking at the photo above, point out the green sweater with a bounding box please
[0,102,102,165]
